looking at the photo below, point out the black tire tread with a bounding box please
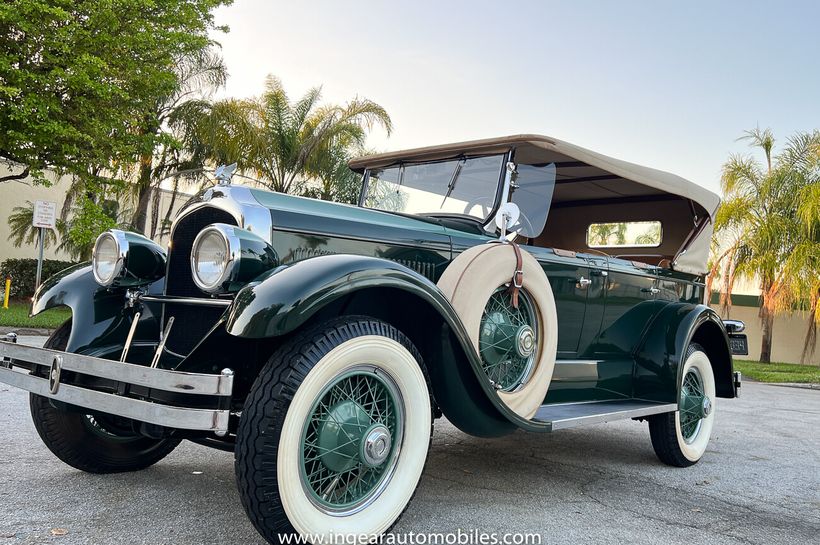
[235,316,433,545]
[648,343,704,468]
[29,320,180,474]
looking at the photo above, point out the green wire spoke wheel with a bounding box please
[300,367,404,514]
[478,287,539,392]
[679,367,710,444]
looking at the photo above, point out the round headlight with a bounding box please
[191,227,232,292]
[92,230,128,286]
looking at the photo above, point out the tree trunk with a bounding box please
[801,290,819,364]
[759,304,774,363]
[133,154,153,233]
[758,279,774,363]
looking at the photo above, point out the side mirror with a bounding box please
[494,202,521,241]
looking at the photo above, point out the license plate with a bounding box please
[729,334,748,356]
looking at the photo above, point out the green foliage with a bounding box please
[733,360,820,383]
[6,179,131,261]
[0,0,232,184]
[713,128,820,362]
[184,75,391,197]
[0,258,78,298]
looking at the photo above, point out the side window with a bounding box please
[586,221,662,248]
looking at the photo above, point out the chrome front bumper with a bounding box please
[0,337,233,435]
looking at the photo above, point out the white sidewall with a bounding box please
[437,244,558,419]
[675,350,716,462]
[277,335,431,542]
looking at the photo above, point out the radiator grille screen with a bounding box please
[164,207,237,354]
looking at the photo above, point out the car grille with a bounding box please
[164,207,237,355]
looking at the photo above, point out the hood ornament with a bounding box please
[214,163,237,185]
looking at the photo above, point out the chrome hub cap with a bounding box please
[361,424,392,467]
[702,396,712,417]
[516,325,535,358]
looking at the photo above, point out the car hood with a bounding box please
[248,188,453,249]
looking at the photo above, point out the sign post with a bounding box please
[32,200,57,291]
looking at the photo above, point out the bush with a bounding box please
[0,258,80,298]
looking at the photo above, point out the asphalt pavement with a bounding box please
[1,336,818,545]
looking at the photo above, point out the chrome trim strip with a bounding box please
[0,341,233,396]
[140,295,231,308]
[0,366,229,433]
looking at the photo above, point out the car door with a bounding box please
[525,247,596,358]
[595,257,662,357]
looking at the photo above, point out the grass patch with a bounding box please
[734,360,820,384]
[0,299,71,330]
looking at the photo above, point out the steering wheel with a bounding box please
[463,197,495,218]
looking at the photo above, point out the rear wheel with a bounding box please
[235,317,432,544]
[648,343,716,467]
[29,320,180,473]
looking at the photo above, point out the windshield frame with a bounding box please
[358,150,513,228]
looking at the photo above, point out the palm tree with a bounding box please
[131,47,228,235]
[713,128,820,363]
[189,75,391,195]
[302,138,366,204]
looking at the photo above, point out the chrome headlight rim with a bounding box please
[92,230,129,286]
[190,224,241,293]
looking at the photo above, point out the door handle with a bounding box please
[577,276,592,287]
[641,287,660,294]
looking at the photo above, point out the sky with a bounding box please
[209,0,820,196]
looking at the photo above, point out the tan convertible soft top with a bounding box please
[350,134,719,275]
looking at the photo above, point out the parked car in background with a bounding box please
[1,134,745,544]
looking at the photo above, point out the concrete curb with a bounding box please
[0,327,52,336]
[768,382,820,391]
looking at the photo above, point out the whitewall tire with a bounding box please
[648,343,716,467]
[235,318,432,544]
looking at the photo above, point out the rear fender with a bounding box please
[30,263,164,357]
[224,254,532,437]
[634,303,735,403]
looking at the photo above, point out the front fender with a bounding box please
[634,303,733,403]
[31,263,164,356]
[225,255,454,338]
[224,254,529,437]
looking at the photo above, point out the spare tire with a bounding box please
[438,243,557,419]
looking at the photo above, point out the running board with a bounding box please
[532,400,676,431]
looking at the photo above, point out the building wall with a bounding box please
[711,301,819,365]
[0,165,189,262]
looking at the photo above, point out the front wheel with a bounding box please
[235,317,433,544]
[29,320,181,473]
[648,343,716,467]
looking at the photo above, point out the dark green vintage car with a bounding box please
[0,135,745,543]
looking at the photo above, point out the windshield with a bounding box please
[363,155,505,222]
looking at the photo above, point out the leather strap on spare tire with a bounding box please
[508,242,524,309]
[437,243,558,420]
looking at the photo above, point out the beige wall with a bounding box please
[0,165,189,262]
[711,303,819,365]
